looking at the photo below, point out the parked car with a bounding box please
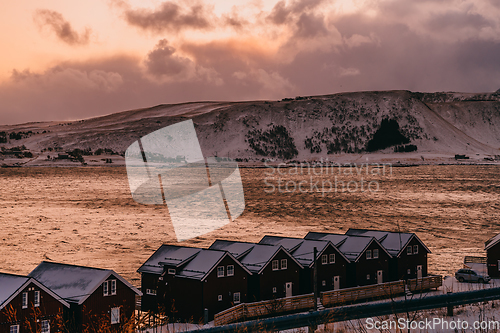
[455,268,491,283]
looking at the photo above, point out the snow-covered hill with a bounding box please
[1,90,500,166]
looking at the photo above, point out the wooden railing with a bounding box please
[464,256,487,264]
[320,280,405,308]
[214,275,443,326]
[406,275,442,292]
[214,294,314,326]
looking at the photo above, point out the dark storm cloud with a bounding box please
[425,10,493,31]
[267,0,325,24]
[145,39,193,78]
[34,10,92,46]
[294,12,329,38]
[124,1,214,33]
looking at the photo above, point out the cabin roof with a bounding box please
[29,261,141,305]
[0,272,70,310]
[345,228,431,256]
[137,245,201,274]
[210,240,302,273]
[259,235,350,267]
[304,232,391,262]
[209,240,255,258]
[485,233,500,251]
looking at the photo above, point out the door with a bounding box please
[285,282,292,297]
[377,270,383,284]
[497,260,500,271]
[333,276,340,290]
[417,265,422,279]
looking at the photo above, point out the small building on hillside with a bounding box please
[138,245,251,322]
[485,233,500,277]
[258,236,350,293]
[345,229,431,281]
[304,232,391,287]
[209,240,303,301]
[28,261,141,333]
[0,272,70,333]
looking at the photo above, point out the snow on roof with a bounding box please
[209,240,256,258]
[346,229,430,256]
[0,273,28,308]
[176,249,226,280]
[259,236,334,267]
[29,261,141,305]
[304,232,348,246]
[137,245,201,274]
[485,233,500,250]
[238,244,284,273]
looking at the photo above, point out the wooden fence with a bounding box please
[214,293,314,326]
[214,275,443,326]
[320,280,405,308]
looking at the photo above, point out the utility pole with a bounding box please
[313,247,318,311]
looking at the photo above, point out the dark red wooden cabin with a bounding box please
[0,273,70,333]
[138,245,251,322]
[258,236,350,293]
[485,233,500,277]
[28,261,141,333]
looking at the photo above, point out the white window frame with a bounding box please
[366,250,372,259]
[41,319,50,333]
[272,287,277,293]
[281,259,287,270]
[218,295,223,301]
[22,292,28,309]
[322,280,326,286]
[233,292,241,304]
[167,268,176,275]
[373,249,379,259]
[329,254,335,264]
[111,307,120,324]
[217,266,224,277]
[413,245,418,254]
[407,269,411,275]
[146,289,157,296]
[272,260,279,271]
[227,265,234,276]
[34,290,40,307]
[366,274,370,280]
[10,324,19,333]
[321,254,327,265]
[111,280,117,295]
[407,246,412,255]
[103,281,109,296]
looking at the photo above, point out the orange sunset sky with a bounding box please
[0,0,499,124]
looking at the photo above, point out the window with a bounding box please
[366,274,370,280]
[413,245,418,254]
[146,289,157,296]
[227,265,234,276]
[111,280,116,295]
[233,292,241,304]
[281,259,287,270]
[218,295,223,301]
[22,292,28,309]
[321,254,327,264]
[407,246,412,255]
[158,277,163,281]
[34,290,40,307]
[217,266,224,277]
[322,280,326,286]
[167,268,176,275]
[111,307,120,324]
[272,287,277,293]
[103,281,109,296]
[407,269,411,275]
[10,325,19,333]
[329,254,335,263]
[41,320,50,333]
[373,249,379,259]
[366,250,372,259]
[272,260,279,271]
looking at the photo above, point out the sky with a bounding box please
[1,0,500,124]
